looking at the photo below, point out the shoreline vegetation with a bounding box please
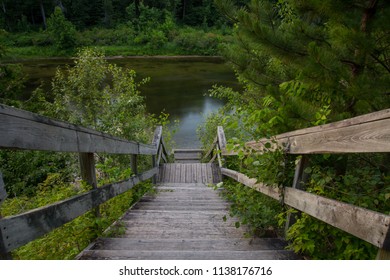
[1,54,225,63]
[1,25,232,61]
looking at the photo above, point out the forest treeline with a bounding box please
[0,0,249,57]
[1,0,234,31]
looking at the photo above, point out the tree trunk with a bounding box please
[352,0,378,77]
[103,0,113,27]
[39,0,47,30]
[182,0,186,20]
[135,0,140,18]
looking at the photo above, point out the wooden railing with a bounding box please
[205,109,390,259]
[0,104,169,258]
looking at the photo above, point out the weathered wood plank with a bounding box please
[0,167,157,253]
[206,163,213,183]
[217,126,227,150]
[151,126,163,146]
[376,248,390,260]
[124,228,247,238]
[284,187,390,249]
[79,153,97,189]
[245,109,390,154]
[222,168,390,249]
[130,154,138,175]
[197,163,202,183]
[221,168,280,200]
[201,164,207,183]
[123,221,239,231]
[0,104,156,155]
[90,238,288,251]
[79,249,298,260]
[174,163,180,183]
[174,152,202,159]
[285,156,310,232]
[160,138,170,160]
[0,173,7,206]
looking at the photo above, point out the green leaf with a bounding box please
[235,221,240,228]
[304,167,312,174]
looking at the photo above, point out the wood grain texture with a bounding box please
[79,153,97,189]
[245,109,390,154]
[79,249,298,260]
[284,187,390,249]
[158,163,218,184]
[90,238,288,251]
[0,104,156,155]
[78,181,297,260]
[221,168,390,249]
[0,167,157,253]
[217,126,227,150]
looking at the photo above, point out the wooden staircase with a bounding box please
[77,156,298,260]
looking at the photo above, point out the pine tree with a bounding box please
[216,0,390,132]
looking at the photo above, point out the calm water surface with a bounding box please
[21,57,239,148]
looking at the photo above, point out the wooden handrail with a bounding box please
[0,104,157,155]
[246,108,390,154]
[221,168,390,250]
[0,104,170,255]
[208,109,390,259]
[0,168,157,253]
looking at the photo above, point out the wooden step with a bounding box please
[157,163,221,184]
[79,249,299,260]
[77,182,299,260]
[90,238,289,251]
[173,149,203,163]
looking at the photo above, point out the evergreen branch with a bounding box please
[370,53,390,74]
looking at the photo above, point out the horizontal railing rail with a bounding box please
[0,104,169,257]
[206,108,390,259]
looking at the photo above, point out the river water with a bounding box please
[20,56,238,148]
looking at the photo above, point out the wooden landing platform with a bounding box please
[157,163,221,184]
[77,180,298,260]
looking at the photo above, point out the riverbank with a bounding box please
[1,26,232,61]
[2,52,225,64]
[1,46,217,61]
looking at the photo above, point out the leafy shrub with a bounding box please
[79,25,135,46]
[0,151,75,197]
[47,7,78,50]
[174,28,223,55]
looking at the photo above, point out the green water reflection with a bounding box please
[21,57,238,148]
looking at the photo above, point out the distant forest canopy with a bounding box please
[0,0,249,31]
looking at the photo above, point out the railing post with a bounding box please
[152,155,157,184]
[79,153,99,217]
[0,173,12,259]
[79,153,97,189]
[130,154,138,175]
[285,155,310,234]
[152,126,163,184]
[376,248,390,260]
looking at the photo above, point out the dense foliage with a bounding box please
[0,0,237,57]
[198,0,390,259]
[0,0,229,31]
